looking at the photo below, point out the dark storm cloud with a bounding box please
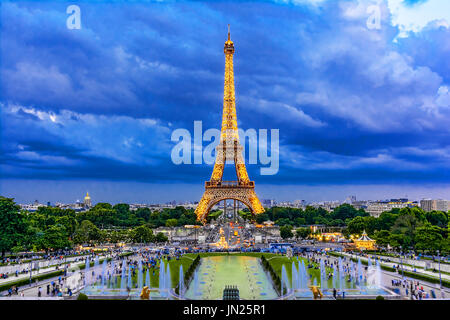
[1,0,450,188]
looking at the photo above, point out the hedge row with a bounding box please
[328,252,396,272]
[0,253,98,267]
[260,255,286,296]
[357,250,450,265]
[174,255,201,296]
[0,269,64,293]
[1,252,134,293]
[328,252,449,287]
[401,270,450,288]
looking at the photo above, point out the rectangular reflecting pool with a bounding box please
[184,255,278,300]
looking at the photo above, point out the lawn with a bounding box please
[95,255,197,289]
[265,255,356,289]
[92,252,356,291]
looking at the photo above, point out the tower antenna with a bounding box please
[228,24,230,40]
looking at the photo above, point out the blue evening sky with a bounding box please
[1,0,450,204]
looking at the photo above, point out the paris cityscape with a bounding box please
[0,0,449,315]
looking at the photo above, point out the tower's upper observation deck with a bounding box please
[224,24,234,54]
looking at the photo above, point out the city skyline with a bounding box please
[4,179,450,205]
[1,0,450,202]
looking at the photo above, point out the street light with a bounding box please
[64,247,68,277]
[28,250,35,286]
[400,246,404,279]
[437,250,443,298]
[29,259,32,286]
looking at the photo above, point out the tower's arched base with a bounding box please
[195,184,264,224]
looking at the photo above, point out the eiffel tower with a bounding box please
[195,26,264,224]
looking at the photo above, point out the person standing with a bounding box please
[38,287,42,297]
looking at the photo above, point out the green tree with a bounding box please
[329,218,345,226]
[0,197,27,257]
[106,230,128,243]
[129,225,154,243]
[93,203,113,210]
[294,217,306,226]
[256,213,269,224]
[238,211,253,221]
[391,213,419,247]
[206,210,222,223]
[332,204,366,221]
[165,218,178,227]
[374,230,390,247]
[363,216,378,235]
[296,227,311,239]
[388,233,405,249]
[276,218,293,226]
[41,224,72,251]
[347,216,366,235]
[160,210,170,222]
[425,211,448,229]
[113,203,130,220]
[136,208,151,221]
[441,238,450,255]
[155,232,168,243]
[56,215,78,239]
[280,225,293,239]
[376,212,398,231]
[148,211,161,228]
[73,220,101,244]
[304,206,318,224]
[414,224,444,253]
[402,207,427,223]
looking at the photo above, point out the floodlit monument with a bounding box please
[195,25,264,224]
[83,192,92,208]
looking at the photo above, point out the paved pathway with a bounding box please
[321,253,449,299]
[340,252,450,282]
[0,255,90,275]
[352,253,450,273]
[0,254,113,288]
[0,253,118,297]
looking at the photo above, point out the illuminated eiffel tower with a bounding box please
[195,26,264,224]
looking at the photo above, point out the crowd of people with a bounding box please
[293,250,446,300]
[391,278,440,300]
[0,250,122,298]
[1,245,447,300]
[37,276,74,297]
[0,252,97,282]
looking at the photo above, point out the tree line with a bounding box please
[1,196,448,255]
[0,197,198,255]
[269,205,449,253]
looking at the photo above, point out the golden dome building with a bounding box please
[83,192,92,209]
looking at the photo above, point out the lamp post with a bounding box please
[29,250,33,286]
[437,250,443,298]
[400,246,404,278]
[29,260,32,286]
[64,247,68,277]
